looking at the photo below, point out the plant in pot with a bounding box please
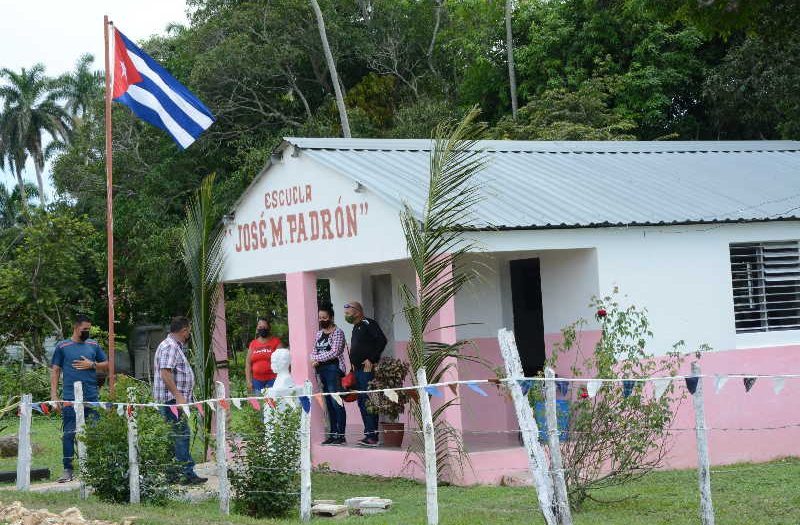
[366,357,410,447]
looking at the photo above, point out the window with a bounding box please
[730,241,800,333]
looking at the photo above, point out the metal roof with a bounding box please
[279,137,800,229]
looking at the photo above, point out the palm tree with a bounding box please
[400,106,488,481]
[0,182,39,229]
[54,54,103,121]
[309,0,351,138]
[0,64,71,208]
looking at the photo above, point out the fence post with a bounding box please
[416,368,439,525]
[691,362,715,525]
[15,393,32,491]
[544,368,573,525]
[215,381,230,515]
[299,380,312,522]
[74,381,88,499]
[498,329,557,525]
[126,388,140,504]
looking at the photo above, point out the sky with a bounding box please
[0,0,190,199]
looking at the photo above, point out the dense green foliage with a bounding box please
[1,0,798,358]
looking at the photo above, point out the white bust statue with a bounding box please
[266,347,299,410]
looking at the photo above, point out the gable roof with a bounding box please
[275,138,800,229]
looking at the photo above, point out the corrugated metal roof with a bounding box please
[280,137,800,229]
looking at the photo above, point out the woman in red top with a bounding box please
[246,316,282,393]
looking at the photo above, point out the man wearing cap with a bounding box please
[343,301,387,447]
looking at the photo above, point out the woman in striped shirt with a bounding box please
[312,303,348,445]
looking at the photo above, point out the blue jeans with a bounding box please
[62,405,98,470]
[252,378,275,392]
[160,401,196,479]
[317,363,346,439]
[356,369,378,441]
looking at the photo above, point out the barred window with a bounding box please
[730,241,800,333]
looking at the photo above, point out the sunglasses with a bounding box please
[343,303,362,311]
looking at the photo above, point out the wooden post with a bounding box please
[498,329,557,525]
[299,381,312,522]
[544,368,573,525]
[74,381,88,499]
[416,368,439,525]
[15,394,32,491]
[215,381,230,515]
[126,388,140,504]
[691,363,715,525]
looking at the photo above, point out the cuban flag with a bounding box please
[112,29,214,149]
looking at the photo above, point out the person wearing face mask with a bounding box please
[311,303,347,445]
[50,314,109,483]
[246,316,282,393]
[344,301,387,447]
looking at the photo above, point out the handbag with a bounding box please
[340,342,359,402]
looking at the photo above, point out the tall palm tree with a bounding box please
[0,64,71,208]
[0,182,39,229]
[54,54,103,121]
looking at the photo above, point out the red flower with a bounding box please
[596,308,607,318]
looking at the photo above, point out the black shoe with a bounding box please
[321,437,336,446]
[332,437,347,446]
[57,469,74,483]
[179,475,208,485]
[357,438,379,447]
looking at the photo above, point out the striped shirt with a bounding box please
[312,327,347,373]
[153,334,195,403]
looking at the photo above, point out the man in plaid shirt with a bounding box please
[153,316,206,485]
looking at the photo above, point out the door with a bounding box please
[370,274,395,358]
[509,258,546,376]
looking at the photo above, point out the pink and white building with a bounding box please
[219,138,800,483]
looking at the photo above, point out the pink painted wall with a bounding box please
[212,287,230,394]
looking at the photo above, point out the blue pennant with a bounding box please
[467,383,489,397]
[424,386,443,397]
[685,376,699,395]
[518,380,533,396]
[622,380,635,398]
[31,404,44,414]
[299,396,311,414]
[556,380,569,397]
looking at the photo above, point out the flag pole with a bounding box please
[104,15,116,393]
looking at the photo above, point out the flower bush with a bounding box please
[366,357,410,421]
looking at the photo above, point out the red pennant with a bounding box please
[40,403,50,415]
[265,397,277,409]
[169,405,179,418]
[249,398,261,411]
[219,399,230,411]
[63,401,73,407]
[448,384,459,395]
[126,405,134,418]
[194,403,205,417]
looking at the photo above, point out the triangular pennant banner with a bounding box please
[773,376,785,395]
[587,380,602,398]
[314,395,326,410]
[265,397,277,409]
[652,378,670,400]
[62,401,73,407]
[207,400,217,412]
[331,393,344,406]
[714,375,729,394]
[194,403,205,417]
[622,380,635,398]
[743,377,757,393]
[556,381,569,397]
[249,398,261,411]
[384,389,399,403]
[127,405,134,418]
[299,396,311,414]
[467,382,489,397]
[424,386,443,397]
[182,405,191,417]
[685,376,699,395]
[40,403,50,415]
[518,380,533,396]
[169,405,179,418]
[406,389,419,402]
[117,404,125,417]
[31,404,44,414]
[448,383,459,396]
[219,399,230,411]
[232,398,242,410]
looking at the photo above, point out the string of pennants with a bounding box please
[27,373,798,416]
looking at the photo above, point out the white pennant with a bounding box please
[384,389,399,403]
[182,405,191,417]
[714,374,729,394]
[652,378,671,400]
[773,376,786,395]
[207,400,217,412]
[586,380,602,398]
[331,393,344,406]
[232,398,243,409]
[116,404,125,416]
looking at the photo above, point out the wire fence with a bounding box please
[7,330,800,524]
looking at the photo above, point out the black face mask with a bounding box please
[319,320,332,329]
[257,328,270,338]
[79,330,90,342]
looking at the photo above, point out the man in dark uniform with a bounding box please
[344,301,387,447]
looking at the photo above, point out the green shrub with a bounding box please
[0,364,51,401]
[229,404,301,518]
[80,376,181,505]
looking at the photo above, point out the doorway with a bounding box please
[509,258,546,376]
[370,274,395,357]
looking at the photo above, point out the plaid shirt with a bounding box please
[153,334,195,403]
[312,327,347,373]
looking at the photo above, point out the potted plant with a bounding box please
[366,357,410,447]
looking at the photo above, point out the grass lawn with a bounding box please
[2,419,799,524]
